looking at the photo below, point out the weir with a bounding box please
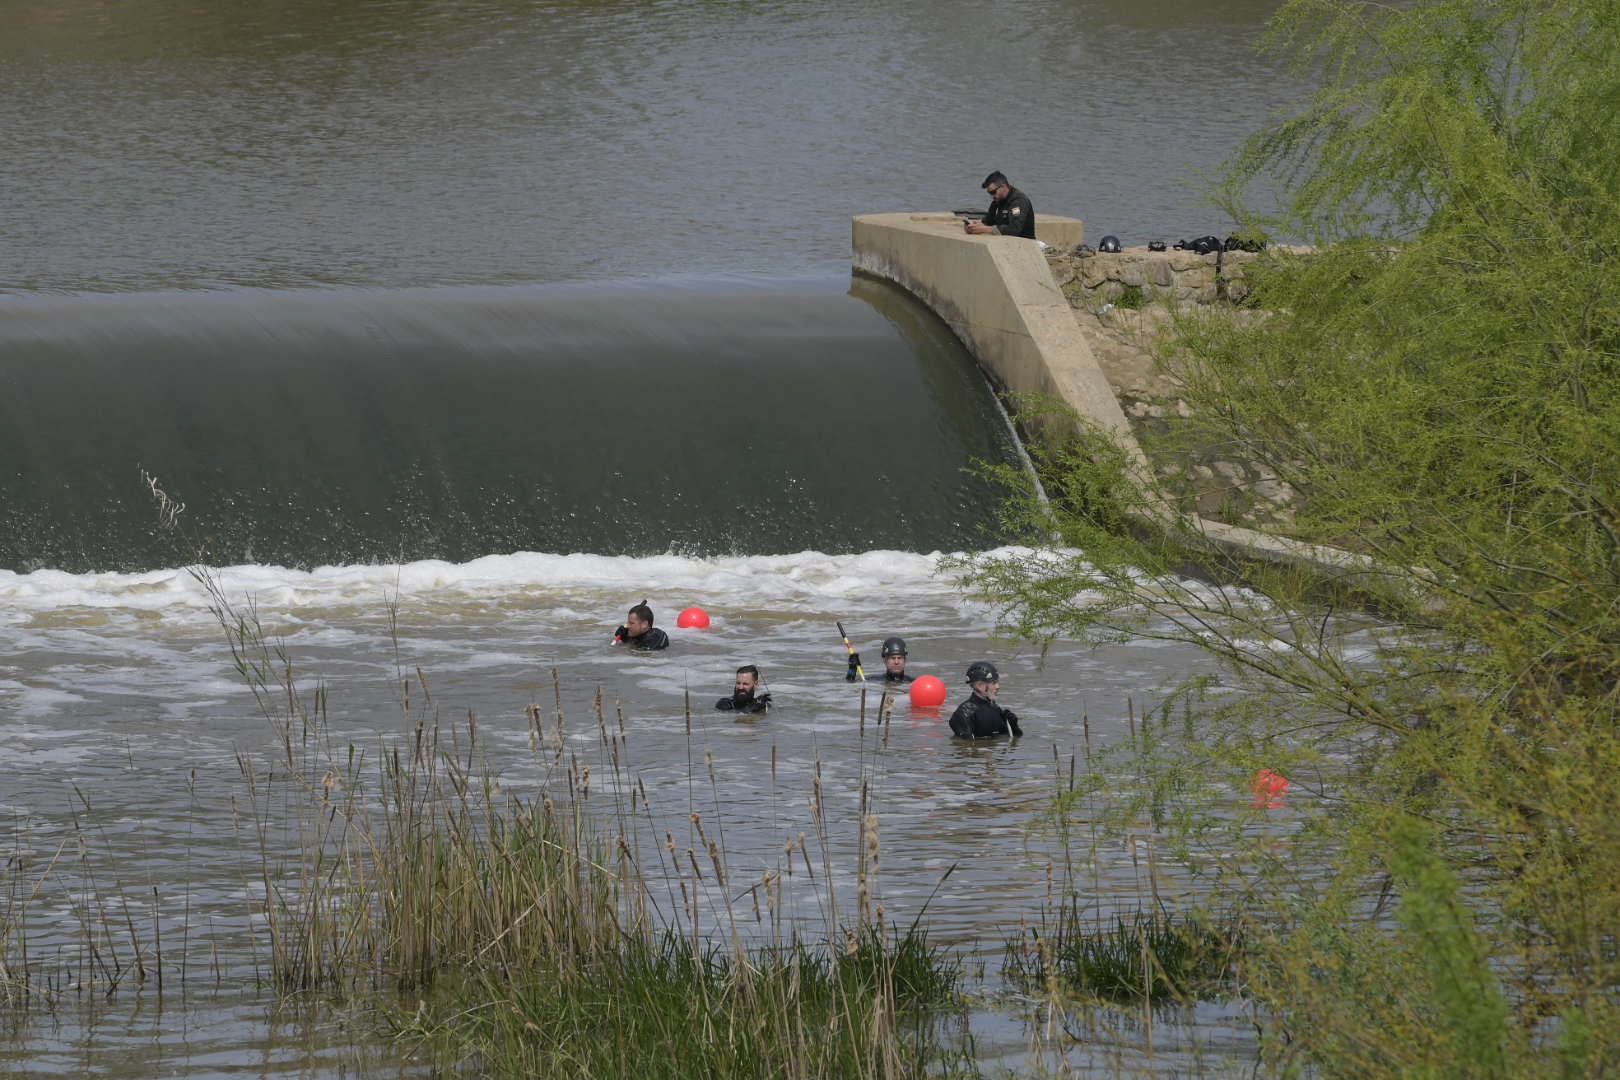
[851,212,1142,460]
[850,212,1371,576]
[0,279,1024,572]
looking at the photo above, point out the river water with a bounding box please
[1,0,1301,1075]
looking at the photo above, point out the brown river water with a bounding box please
[1,0,1304,1074]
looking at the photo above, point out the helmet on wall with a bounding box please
[1098,235,1122,253]
[964,660,1000,684]
[881,636,908,657]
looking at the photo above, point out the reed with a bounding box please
[1005,903,1240,1003]
[425,924,966,1079]
[1,788,180,1008]
[1022,704,1244,1002]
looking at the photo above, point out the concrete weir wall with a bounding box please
[850,212,1148,470]
[850,211,1367,576]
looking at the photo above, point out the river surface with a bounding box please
[1,0,1302,1075]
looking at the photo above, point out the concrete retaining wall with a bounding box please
[850,212,1369,576]
[850,212,1149,474]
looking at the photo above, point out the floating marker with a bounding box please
[676,606,711,629]
[909,675,947,708]
[1250,768,1289,808]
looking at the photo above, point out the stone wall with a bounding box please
[1049,246,1275,307]
[1038,246,1303,529]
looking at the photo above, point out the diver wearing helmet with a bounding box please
[963,171,1036,240]
[949,661,1023,739]
[846,636,914,684]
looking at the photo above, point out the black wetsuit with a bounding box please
[716,690,771,714]
[980,186,1036,239]
[949,693,1022,738]
[613,626,670,651]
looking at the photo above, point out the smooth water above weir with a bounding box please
[0,276,1020,572]
[1,0,1300,294]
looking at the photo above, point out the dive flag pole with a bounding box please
[836,621,867,682]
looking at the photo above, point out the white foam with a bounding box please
[0,548,1010,620]
[0,682,88,718]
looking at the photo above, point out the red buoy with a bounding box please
[909,675,947,707]
[676,606,710,629]
[1250,768,1289,808]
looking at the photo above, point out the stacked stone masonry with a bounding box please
[1048,246,1269,306]
[1037,245,1303,528]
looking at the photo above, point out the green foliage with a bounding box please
[1115,283,1145,310]
[421,927,970,1079]
[960,0,1620,1073]
[1005,906,1240,1003]
[1382,817,1510,1074]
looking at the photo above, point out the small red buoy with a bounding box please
[1250,768,1289,808]
[676,606,710,629]
[909,675,947,708]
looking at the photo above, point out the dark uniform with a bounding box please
[949,694,1022,739]
[874,670,913,686]
[716,690,771,714]
[613,625,670,651]
[981,186,1036,239]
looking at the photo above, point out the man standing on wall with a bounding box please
[964,171,1036,239]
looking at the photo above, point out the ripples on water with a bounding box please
[0,0,1300,293]
[0,0,1303,1072]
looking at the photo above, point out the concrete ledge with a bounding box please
[893,212,1086,251]
[851,211,1369,579]
[852,212,1147,471]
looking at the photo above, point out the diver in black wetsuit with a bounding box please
[963,170,1036,240]
[949,661,1023,739]
[612,601,670,651]
[716,664,771,714]
[846,636,914,685]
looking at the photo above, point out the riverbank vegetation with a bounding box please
[1006,906,1240,1005]
[961,0,1620,1073]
